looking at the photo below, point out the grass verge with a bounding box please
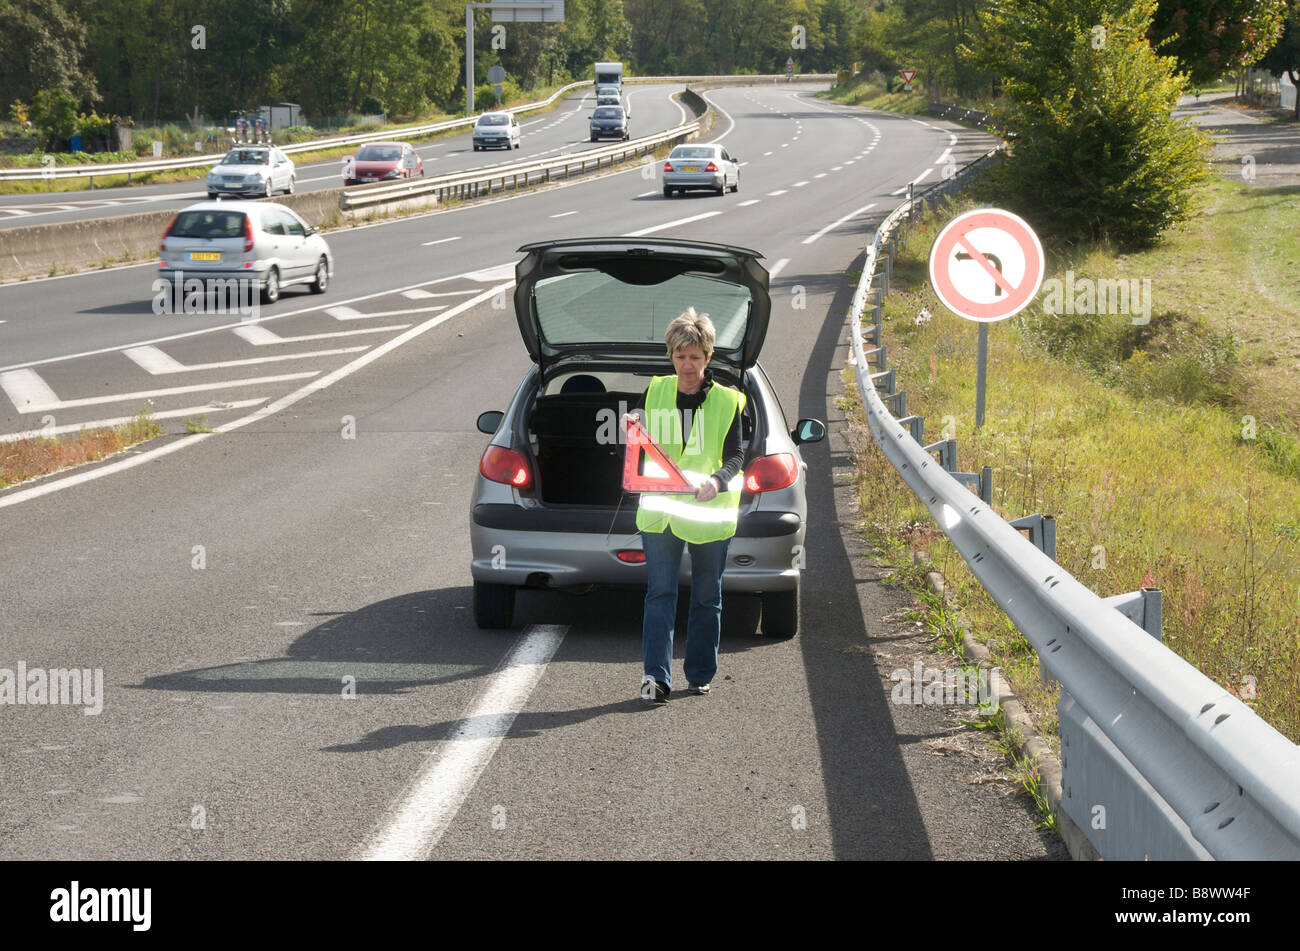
[847,184,1300,747]
[0,409,164,489]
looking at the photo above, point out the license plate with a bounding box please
[361,176,376,182]
[188,252,220,261]
[683,165,700,172]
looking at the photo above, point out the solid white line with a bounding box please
[330,305,448,321]
[802,202,877,246]
[912,166,935,186]
[935,147,953,166]
[701,92,736,143]
[0,399,267,442]
[0,283,505,508]
[737,199,760,207]
[549,211,578,218]
[769,258,790,280]
[624,211,721,237]
[359,624,567,861]
[127,345,368,374]
[0,369,59,412]
[421,236,462,246]
[232,324,409,345]
[15,372,320,413]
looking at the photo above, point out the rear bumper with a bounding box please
[664,173,724,189]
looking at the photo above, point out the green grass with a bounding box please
[847,183,1300,746]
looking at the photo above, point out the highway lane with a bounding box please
[0,86,1061,859]
[0,84,686,231]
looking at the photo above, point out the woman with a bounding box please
[631,308,746,704]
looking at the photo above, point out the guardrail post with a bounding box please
[862,323,881,346]
[886,391,907,417]
[1102,588,1164,642]
[897,415,925,445]
[924,438,958,472]
[870,368,895,394]
[979,465,993,506]
[1010,514,1057,562]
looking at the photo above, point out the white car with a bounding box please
[158,201,332,304]
[472,112,521,151]
[206,146,296,199]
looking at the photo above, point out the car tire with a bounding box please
[474,581,515,629]
[761,587,798,638]
[285,175,295,195]
[514,140,520,149]
[310,257,328,294]
[473,144,480,152]
[731,176,740,193]
[663,185,673,197]
[261,267,280,304]
[207,191,219,200]
[715,183,726,196]
[590,135,598,142]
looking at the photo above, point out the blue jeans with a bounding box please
[641,528,731,690]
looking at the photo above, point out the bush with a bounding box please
[29,89,79,150]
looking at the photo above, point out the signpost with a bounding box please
[488,64,506,106]
[928,208,1045,428]
[900,69,917,92]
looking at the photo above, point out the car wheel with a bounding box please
[261,267,280,304]
[473,144,480,152]
[715,183,726,196]
[731,175,740,193]
[590,135,598,142]
[761,587,798,638]
[285,175,295,195]
[514,140,520,149]
[207,191,219,200]
[474,581,516,629]
[663,185,673,197]
[310,257,328,294]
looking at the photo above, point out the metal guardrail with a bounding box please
[0,74,835,184]
[848,148,1300,859]
[340,121,699,211]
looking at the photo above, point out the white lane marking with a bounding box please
[637,190,657,197]
[0,283,505,508]
[737,199,760,207]
[233,324,409,345]
[763,151,773,156]
[0,369,59,412]
[767,190,788,196]
[949,133,957,145]
[781,143,789,148]
[10,372,319,413]
[0,400,267,442]
[625,211,721,237]
[421,236,462,246]
[768,258,790,280]
[814,173,826,179]
[912,166,935,186]
[329,305,447,321]
[913,119,933,128]
[935,147,953,166]
[126,344,367,374]
[549,211,578,218]
[402,289,438,299]
[701,92,736,143]
[359,624,567,861]
[792,181,808,187]
[802,201,877,246]
[845,159,855,164]
[327,306,364,320]
[832,166,843,171]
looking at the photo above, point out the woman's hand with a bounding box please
[695,476,720,502]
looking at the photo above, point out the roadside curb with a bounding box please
[914,551,1101,862]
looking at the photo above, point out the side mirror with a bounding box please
[304,225,317,236]
[791,419,826,444]
[477,411,505,435]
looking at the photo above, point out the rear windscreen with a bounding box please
[357,145,401,161]
[593,108,623,119]
[169,210,247,239]
[532,271,750,352]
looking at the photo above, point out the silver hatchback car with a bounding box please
[662,144,740,197]
[470,237,825,635]
[158,201,333,304]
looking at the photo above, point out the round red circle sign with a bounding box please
[927,209,1044,322]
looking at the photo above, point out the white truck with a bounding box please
[594,62,623,88]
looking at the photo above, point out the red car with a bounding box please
[344,141,424,185]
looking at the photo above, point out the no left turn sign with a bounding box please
[928,208,1044,322]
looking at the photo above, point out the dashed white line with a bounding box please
[814,173,826,179]
[792,181,808,187]
[549,211,578,218]
[358,624,567,861]
[768,258,790,280]
[767,190,788,196]
[738,199,760,207]
[421,236,462,246]
[763,151,773,156]
[802,202,877,246]
[625,211,721,237]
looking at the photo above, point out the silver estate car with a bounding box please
[662,144,740,197]
[158,201,333,304]
[473,112,521,151]
[206,146,295,199]
[470,237,825,635]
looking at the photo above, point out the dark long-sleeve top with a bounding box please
[632,373,745,487]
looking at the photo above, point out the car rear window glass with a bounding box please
[222,149,270,165]
[169,210,248,239]
[670,147,714,160]
[357,145,402,161]
[477,115,508,126]
[532,271,750,352]
[593,108,624,119]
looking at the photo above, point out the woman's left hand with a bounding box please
[695,476,720,502]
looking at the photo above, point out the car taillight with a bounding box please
[243,215,254,252]
[479,445,532,489]
[616,550,646,564]
[663,162,673,172]
[161,213,177,251]
[705,162,718,172]
[744,454,798,493]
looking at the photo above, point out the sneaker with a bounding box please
[689,683,711,695]
[640,676,670,704]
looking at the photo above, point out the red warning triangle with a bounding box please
[622,414,695,493]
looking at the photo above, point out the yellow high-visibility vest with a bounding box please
[635,375,745,543]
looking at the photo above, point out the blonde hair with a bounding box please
[664,307,715,358]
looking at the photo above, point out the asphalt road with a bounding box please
[0,84,686,231]
[0,84,1066,860]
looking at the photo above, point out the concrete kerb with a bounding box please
[914,550,1102,861]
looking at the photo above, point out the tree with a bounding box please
[973,0,1210,248]
[1151,0,1287,86]
[1258,0,1300,117]
[30,88,80,149]
[0,0,99,106]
